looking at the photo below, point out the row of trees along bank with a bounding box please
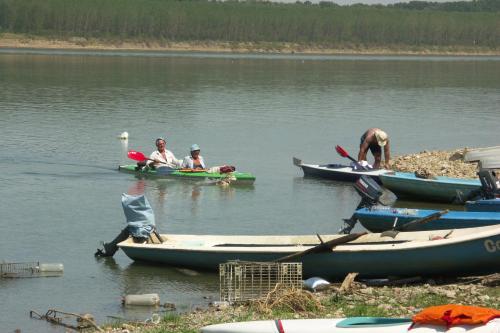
[0,0,499,48]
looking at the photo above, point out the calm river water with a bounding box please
[0,49,499,332]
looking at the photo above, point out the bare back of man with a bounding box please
[358,128,390,169]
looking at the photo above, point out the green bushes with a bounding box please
[0,0,498,48]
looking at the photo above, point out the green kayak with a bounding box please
[118,165,256,183]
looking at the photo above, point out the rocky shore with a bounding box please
[2,33,500,56]
[391,148,479,179]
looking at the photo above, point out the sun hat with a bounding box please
[374,130,388,147]
[190,144,200,152]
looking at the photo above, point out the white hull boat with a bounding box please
[201,317,500,333]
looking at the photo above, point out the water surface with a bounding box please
[1,50,499,332]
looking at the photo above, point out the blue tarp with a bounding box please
[121,193,155,238]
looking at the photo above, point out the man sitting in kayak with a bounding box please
[358,128,390,169]
[148,137,182,169]
[182,144,206,170]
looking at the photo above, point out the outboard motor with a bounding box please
[477,169,500,199]
[456,169,500,204]
[339,175,396,234]
[353,176,384,207]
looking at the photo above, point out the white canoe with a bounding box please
[201,317,500,333]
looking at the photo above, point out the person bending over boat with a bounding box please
[358,128,390,169]
[182,144,206,170]
[148,137,182,169]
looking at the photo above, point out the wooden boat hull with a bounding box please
[379,172,481,203]
[118,225,500,279]
[355,207,500,232]
[118,165,255,183]
[293,157,388,183]
[201,317,500,333]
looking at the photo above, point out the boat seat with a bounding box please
[322,163,344,169]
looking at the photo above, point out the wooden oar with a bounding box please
[275,232,367,262]
[381,209,449,238]
[335,145,368,171]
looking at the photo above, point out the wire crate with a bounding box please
[0,262,63,278]
[219,260,302,302]
[1,262,40,278]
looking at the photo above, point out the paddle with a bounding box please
[178,168,208,173]
[381,209,449,238]
[275,232,367,262]
[127,150,167,165]
[335,145,368,171]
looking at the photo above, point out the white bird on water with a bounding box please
[119,131,129,140]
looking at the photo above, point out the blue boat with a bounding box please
[466,198,500,212]
[354,206,500,232]
[378,172,481,203]
[118,225,500,279]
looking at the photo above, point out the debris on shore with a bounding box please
[390,149,479,179]
[98,274,500,333]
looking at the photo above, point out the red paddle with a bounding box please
[335,145,368,170]
[127,150,166,164]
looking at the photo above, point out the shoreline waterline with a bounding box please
[1,33,499,56]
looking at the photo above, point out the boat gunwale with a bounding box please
[117,225,500,253]
[355,207,500,220]
[379,172,480,185]
[299,162,389,176]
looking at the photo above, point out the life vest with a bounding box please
[412,304,500,328]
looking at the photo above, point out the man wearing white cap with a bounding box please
[358,128,390,169]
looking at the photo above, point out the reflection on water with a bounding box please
[125,177,243,213]
[95,257,218,320]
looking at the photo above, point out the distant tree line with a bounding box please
[0,0,498,48]
[389,0,500,12]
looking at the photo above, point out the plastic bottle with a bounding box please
[38,263,64,272]
[123,293,160,306]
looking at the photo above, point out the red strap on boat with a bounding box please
[274,319,285,333]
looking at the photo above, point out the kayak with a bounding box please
[118,165,256,183]
[201,317,412,333]
[201,317,500,333]
[293,157,389,184]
